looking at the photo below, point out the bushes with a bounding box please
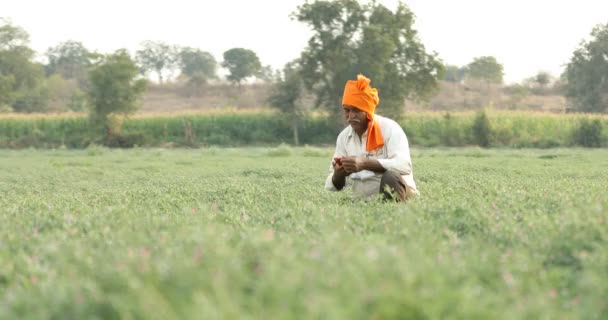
[571,118,604,147]
[0,111,606,149]
[472,111,492,147]
[103,133,148,148]
[440,113,468,146]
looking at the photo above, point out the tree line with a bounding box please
[1,0,608,145]
[0,17,267,111]
[0,16,269,141]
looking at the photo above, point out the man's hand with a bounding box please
[331,158,348,190]
[331,156,386,190]
[332,158,348,176]
[340,156,366,173]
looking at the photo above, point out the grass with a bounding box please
[0,147,607,319]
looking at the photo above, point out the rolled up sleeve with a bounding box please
[325,168,338,191]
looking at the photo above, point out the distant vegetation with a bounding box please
[0,111,605,149]
[1,1,608,147]
[2,5,608,115]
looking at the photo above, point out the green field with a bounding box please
[1,147,607,319]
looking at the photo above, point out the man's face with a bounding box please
[343,105,368,133]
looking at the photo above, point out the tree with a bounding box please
[135,41,178,84]
[443,64,466,83]
[522,71,553,95]
[45,41,98,111]
[293,0,443,119]
[87,49,147,136]
[178,47,217,84]
[472,111,492,147]
[0,18,29,51]
[564,23,608,113]
[466,56,504,85]
[533,71,551,88]
[257,64,278,83]
[0,18,48,112]
[465,56,503,108]
[0,73,14,108]
[268,62,305,145]
[45,40,98,80]
[222,48,262,86]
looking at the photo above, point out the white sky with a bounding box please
[3,0,608,83]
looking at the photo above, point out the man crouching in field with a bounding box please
[324,74,419,202]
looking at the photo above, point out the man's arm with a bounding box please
[375,124,412,175]
[340,157,386,174]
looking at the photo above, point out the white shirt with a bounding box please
[324,115,419,200]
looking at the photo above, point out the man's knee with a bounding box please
[380,170,401,185]
[380,170,407,202]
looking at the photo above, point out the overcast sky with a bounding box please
[3,0,608,83]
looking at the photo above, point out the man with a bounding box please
[324,74,419,201]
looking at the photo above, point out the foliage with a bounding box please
[67,90,88,112]
[0,18,29,51]
[293,0,443,119]
[44,41,98,112]
[268,62,305,145]
[532,71,552,88]
[472,110,492,147]
[257,64,278,83]
[571,118,604,147]
[439,112,467,146]
[44,75,88,112]
[11,83,49,113]
[45,40,98,81]
[0,73,13,108]
[564,23,608,113]
[221,48,262,85]
[466,56,504,85]
[178,47,217,85]
[87,50,147,138]
[521,71,554,96]
[0,19,48,112]
[103,132,148,148]
[135,41,179,84]
[0,111,606,149]
[0,148,607,319]
[0,49,47,112]
[443,64,466,83]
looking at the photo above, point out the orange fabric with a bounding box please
[341,74,384,151]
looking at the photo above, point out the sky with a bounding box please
[3,0,608,83]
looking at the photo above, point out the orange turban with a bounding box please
[342,74,384,151]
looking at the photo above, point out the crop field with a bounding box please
[0,146,607,319]
[1,111,606,149]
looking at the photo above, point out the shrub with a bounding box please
[571,118,603,147]
[103,132,148,148]
[472,111,492,147]
[440,113,468,146]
